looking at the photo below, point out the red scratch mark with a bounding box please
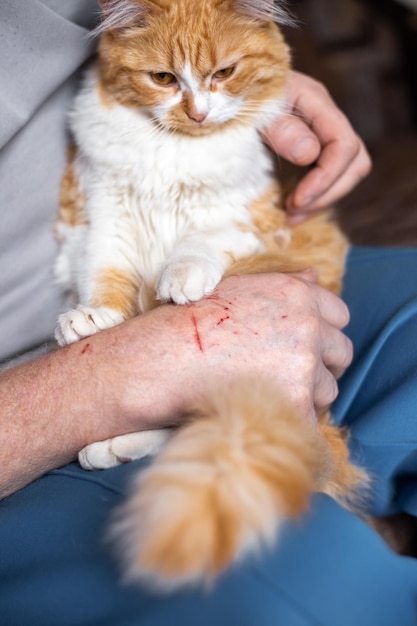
[191,313,204,352]
[205,295,234,308]
[216,315,230,326]
[81,343,91,355]
[281,315,288,319]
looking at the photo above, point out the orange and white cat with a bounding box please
[55,0,367,591]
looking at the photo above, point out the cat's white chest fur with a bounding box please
[63,71,277,300]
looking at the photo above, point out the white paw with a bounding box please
[78,429,172,470]
[55,305,124,346]
[157,255,223,304]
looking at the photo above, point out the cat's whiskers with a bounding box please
[239,104,284,115]
[117,117,168,142]
[235,107,281,129]
[239,99,304,118]
[148,116,182,140]
[237,103,306,130]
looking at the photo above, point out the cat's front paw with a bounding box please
[157,255,223,304]
[55,304,124,346]
[79,430,172,470]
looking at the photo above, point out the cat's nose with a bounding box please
[187,110,208,123]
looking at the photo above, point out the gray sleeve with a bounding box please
[0,0,98,149]
[0,0,99,361]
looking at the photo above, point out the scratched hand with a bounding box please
[183,272,352,422]
[115,271,352,427]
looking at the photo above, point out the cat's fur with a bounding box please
[55,0,368,591]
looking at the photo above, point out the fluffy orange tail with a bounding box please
[112,378,359,591]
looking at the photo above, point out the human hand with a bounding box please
[147,271,353,423]
[0,271,351,497]
[264,70,372,222]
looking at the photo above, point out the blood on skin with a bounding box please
[216,315,230,326]
[205,295,234,308]
[191,313,204,352]
[81,343,91,355]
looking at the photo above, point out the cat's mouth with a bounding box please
[156,116,239,138]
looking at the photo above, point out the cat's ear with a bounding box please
[94,0,154,35]
[234,0,295,25]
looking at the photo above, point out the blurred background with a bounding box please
[283,0,417,557]
[283,0,417,246]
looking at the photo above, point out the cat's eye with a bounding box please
[150,72,177,86]
[213,66,235,80]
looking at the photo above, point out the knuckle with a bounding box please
[327,375,339,404]
[300,349,317,376]
[317,373,339,408]
[345,139,372,180]
[285,274,311,298]
[312,78,330,99]
[342,336,354,369]
[338,301,350,328]
[356,151,373,179]
[341,135,361,159]
[295,315,320,348]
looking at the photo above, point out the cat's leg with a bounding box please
[157,229,263,304]
[55,216,170,472]
[157,252,224,304]
[54,189,171,469]
[55,208,141,346]
[55,261,140,346]
[79,429,173,470]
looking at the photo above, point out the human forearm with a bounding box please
[0,304,195,499]
[0,347,97,498]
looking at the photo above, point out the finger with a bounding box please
[313,365,339,411]
[286,275,350,330]
[287,140,371,215]
[307,282,350,330]
[262,115,321,166]
[281,72,372,213]
[321,325,353,379]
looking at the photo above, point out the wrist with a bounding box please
[102,303,201,432]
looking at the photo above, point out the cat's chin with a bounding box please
[158,118,240,138]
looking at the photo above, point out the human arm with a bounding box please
[264,70,372,220]
[0,271,352,499]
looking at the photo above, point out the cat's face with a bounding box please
[97,0,290,136]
